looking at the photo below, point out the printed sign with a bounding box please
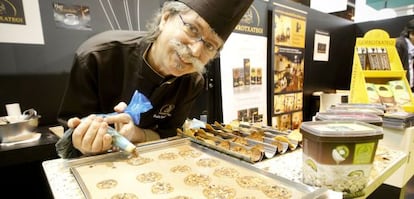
[0,0,26,25]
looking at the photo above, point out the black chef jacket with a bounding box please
[58,30,205,138]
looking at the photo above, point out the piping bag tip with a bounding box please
[131,148,140,158]
[108,90,152,156]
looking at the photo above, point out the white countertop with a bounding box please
[43,143,407,199]
[254,146,407,199]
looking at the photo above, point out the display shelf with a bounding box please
[362,70,406,78]
[382,126,414,188]
[349,29,414,112]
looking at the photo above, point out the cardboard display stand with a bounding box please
[349,29,414,112]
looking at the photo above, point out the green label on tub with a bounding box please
[353,142,375,164]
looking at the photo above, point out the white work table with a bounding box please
[43,140,407,199]
[254,146,407,199]
[381,126,414,188]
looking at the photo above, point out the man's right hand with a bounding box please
[68,115,113,155]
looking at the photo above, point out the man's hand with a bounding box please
[104,102,146,143]
[69,115,113,155]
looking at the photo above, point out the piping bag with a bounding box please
[98,90,152,156]
[57,90,152,158]
[97,90,152,156]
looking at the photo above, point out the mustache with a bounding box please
[170,39,206,74]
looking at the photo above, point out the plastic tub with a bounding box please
[315,112,383,126]
[327,106,385,116]
[300,121,383,198]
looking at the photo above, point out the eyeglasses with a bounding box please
[178,14,218,53]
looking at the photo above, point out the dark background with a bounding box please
[0,1,412,198]
[0,0,162,125]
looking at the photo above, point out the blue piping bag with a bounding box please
[97,90,152,155]
[125,90,153,125]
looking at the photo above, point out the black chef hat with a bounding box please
[176,0,254,41]
[406,19,414,32]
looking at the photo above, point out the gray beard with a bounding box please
[169,39,206,74]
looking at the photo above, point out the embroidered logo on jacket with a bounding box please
[153,104,175,119]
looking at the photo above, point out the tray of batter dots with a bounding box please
[177,120,302,163]
[69,137,323,199]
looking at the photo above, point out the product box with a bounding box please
[365,83,381,104]
[374,84,396,106]
[300,121,383,198]
[388,80,411,106]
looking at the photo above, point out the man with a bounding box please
[56,0,253,158]
[396,19,414,92]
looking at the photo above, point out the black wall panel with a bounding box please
[302,9,355,121]
[0,0,161,74]
[0,0,161,125]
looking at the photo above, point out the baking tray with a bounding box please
[69,138,326,199]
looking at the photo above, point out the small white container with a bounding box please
[5,103,21,116]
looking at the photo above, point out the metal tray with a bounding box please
[69,138,327,199]
[180,123,300,163]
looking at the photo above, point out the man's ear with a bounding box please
[159,11,172,30]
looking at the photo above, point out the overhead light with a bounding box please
[310,0,347,13]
